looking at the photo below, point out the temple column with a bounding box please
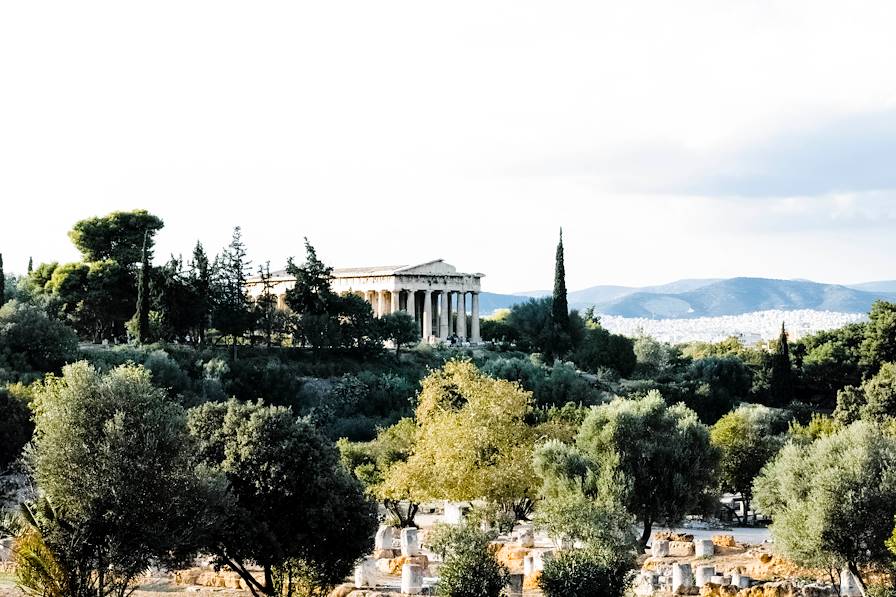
[391,291,400,314]
[439,291,449,340]
[367,291,377,316]
[406,290,416,323]
[422,290,432,339]
[378,290,388,318]
[471,292,481,344]
[456,291,467,340]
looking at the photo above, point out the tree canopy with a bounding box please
[29,362,206,596]
[68,209,164,266]
[575,392,718,548]
[188,399,376,596]
[754,421,896,591]
[383,360,540,519]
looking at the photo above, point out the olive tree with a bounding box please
[29,362,206,597]
[188,400,377,597]
[754,421,896,592]
[576,391,718,549]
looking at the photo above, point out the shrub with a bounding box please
[539,549,634,597]
[0,301,79,377]
[429,524,508,597]
[0,384,33,471]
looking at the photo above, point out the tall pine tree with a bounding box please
[552,228,569,332]
[190,241,212,346]
[212,227,255,360]
[135,232,151,343]
[0,253,5,307]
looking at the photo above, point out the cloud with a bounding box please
[684,110,896,197]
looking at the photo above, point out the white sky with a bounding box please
[2,1,896,293]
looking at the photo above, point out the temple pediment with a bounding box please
[394,260,458,276]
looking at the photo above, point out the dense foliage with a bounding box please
[27,362,206,596]
[188,399,377,596]
[429,524,509,597]
[754,421,896,591]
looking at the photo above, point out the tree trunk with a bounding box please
[639,513,653,551]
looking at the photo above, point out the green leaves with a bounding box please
[754,421,896,577]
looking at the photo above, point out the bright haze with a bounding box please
[2,1,895,293]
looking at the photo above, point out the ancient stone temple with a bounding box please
[246,259,484,344]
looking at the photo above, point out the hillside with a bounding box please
[484,277,896,318]
[596,277,896,318]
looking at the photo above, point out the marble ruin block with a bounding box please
[523,555,535,576]
[401,563,423,595]
[374,526,395,550]
[400,527,420,557]
[651,539,670,558]
[731,573,751,589]
[695,539,715,557]
[672,563,693,594]
[669,541,695,557]
[695,565,716,587]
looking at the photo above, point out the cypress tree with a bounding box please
[136,232,151,343]
[769,321,793,406]
[0,253,5,307]
[552,228,569,331]
[27,256,33,274]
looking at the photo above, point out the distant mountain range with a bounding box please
[479,277,896,319]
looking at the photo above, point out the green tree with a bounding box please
[766,322,794,406]
[862,301,896,372]
[429,524,509,597]
[68,209,164,266]
[212,227,256,359]
[189,241,213,345]
[255,261,277,347]
[576,392,718,549]
[284,239,333,316]
[552,228,569,333]
[0,385,33,472]
[834,362,896,424]
[754,421,896,591]
[44,260,134,342]
[0,252,5,308]
[380,311,419,356]
[574,323,637,377]
[683,357,753,424]
[284,239,335,350]
[506,297,575,359]
[30,362,207,597]
[383,360,540,520]
[135,232,151,343]
[0,301,79,377]
[532,439,635,551]
[710,404,788,524]
[188,400,377,597]
[338,418,420,527]
[797,323,864,407]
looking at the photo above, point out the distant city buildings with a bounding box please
[598,309,867,345]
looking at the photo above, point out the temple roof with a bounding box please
[259,259,482,281]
